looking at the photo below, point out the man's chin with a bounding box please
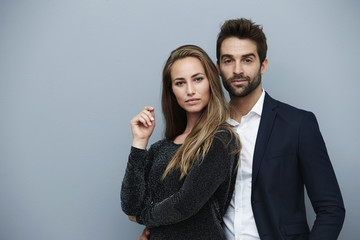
[228,87,246,97]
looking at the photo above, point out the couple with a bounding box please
[121,18,345,240]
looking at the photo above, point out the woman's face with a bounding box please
[171,57,210,116]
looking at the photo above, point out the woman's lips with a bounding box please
[186,98,200,105]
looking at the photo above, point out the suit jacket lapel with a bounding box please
[252,92,278,186]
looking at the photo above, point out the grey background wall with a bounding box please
[1,0,359,239]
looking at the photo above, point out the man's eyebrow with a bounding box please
[220,54,233,59]
[220,53,257,59]
[242,53,256,58]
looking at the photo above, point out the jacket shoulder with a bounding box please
[265,93,314,119]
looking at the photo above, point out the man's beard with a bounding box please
[221,70,262,98]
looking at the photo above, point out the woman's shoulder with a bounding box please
[149,139,167,149]
[213,126,238,147]
[148,138,179,152]
[214,126,236,138]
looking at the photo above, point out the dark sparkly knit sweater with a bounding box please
[121,129,239,240]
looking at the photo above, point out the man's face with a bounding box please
[217,37,268,98]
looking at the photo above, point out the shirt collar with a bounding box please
[227,89,265,127]
[251,89,265,117]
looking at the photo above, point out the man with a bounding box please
[215,18,344,240]
[140,18,345,240]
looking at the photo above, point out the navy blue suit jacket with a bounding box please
[251,93,345,240]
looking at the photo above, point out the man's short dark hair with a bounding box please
[216,18,268,64]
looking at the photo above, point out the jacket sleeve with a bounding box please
[137,131,238,227]
[299,112,345,239]
[120,146,154,216]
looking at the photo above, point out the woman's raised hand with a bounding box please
[130,106,155,149]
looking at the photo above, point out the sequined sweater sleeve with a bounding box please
[120,140,158,216]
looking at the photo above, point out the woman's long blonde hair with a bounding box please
[161,45,240,180]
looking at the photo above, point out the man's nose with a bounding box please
[233,61,244,75]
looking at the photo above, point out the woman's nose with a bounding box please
[187,82,195,95]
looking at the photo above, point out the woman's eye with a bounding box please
[175,81,184,86]
[194,77,203,82]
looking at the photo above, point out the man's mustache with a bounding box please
[229,74,250,82]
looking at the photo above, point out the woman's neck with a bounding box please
[173,112,200,144]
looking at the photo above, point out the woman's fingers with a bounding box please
[131,106,155,128]
[138,115,151,127]
[143,106,155,121]
[130,106,155,149]
[138,107,155,127]
[138,113,153,127]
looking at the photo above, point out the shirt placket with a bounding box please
[235,116,248,240]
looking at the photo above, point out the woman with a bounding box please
[121,45,240,239]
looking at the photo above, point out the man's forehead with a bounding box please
[220,38,258,58]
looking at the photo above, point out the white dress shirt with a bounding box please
[223,90,265,240]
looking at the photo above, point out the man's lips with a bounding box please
[231,78,247,83]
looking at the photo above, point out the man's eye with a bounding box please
[243,58,253,63]
[224,59,232,64]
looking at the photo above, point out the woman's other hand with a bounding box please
[128,215,137,223]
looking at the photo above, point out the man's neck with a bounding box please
[229,87,263,122]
